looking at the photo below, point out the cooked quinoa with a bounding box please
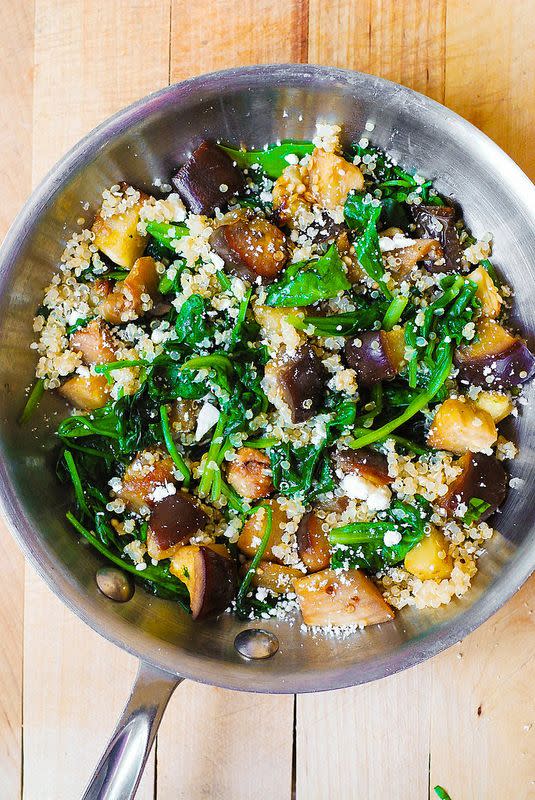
[23,122,534,630]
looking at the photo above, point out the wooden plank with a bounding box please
[169,0,308,80]
[308,0,447,101]
[157,5,303,798]
[429,576,535,799]
[445,0,535,179]
[157,684,294,800]
[0,2,34,797]
[297,665,433,799]
[23,2,170,798]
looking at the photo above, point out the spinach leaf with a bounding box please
[265,244,350,307]
[287,295,388,337]
[174,294,213,350]
[330,496,431,571]
[270,442,334,501]
[344,193,391,298]
[219,141,314,179]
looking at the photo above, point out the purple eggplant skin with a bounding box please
[172,141,245,215]
[440,452,507,521]
[266,344,328,423]
[149,491,208,552]
[411,204,462,272]
[344,331,395,387]
[456,340,535,390]
[191,547,237,620]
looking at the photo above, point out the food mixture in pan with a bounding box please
[23,122,535,631]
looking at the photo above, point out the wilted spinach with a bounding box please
[218,141,314,179]
[265,244,350,307]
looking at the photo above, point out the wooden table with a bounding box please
[1,2,534,798]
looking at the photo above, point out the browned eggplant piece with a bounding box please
[118,449,175,513]
[148,491,208,559]
[455,319,535,390]
[293,568,395,627]
[332,447,391,486]
[172,141,245,215]
[296,512,331,573]
[411,204,462,272]
[58,374,110,411]
[439,452,507,521]
[384,238,443,277]
[344,328,405,387]
[92,184,149,268]
[263,344,328,423]
[307,148,365,209]
[209,218,288,284]
[100,256,160,325]
[170,545,237,619]
[70,319,116,365]
[427,397,497,454]
[404,526,453,581]
[226,446,274,499]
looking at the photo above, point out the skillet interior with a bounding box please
[0,65,534,693]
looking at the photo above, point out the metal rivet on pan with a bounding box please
[234,629,279,660]
[95,567,135,602]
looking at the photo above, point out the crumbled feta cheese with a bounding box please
[339,473,392,511]
[195,402,220,441]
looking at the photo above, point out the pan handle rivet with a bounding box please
[95,566,135,602]
[234,629,279,659]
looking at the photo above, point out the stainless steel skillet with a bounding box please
[0,65,534,800]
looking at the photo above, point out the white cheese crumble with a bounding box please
[195,401,220,441]
[339,473,392,511]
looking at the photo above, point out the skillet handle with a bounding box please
[81,661,182,800]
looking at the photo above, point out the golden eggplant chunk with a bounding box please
[293,568,395,627]
[455,319,535,389]
[240,561,303,595]
[307,148,364,209]
[58,373,110,410]
[410,204,462,272]
[427,397,497,454]
[70,319,117,365]
[296,511,332,573]
[209,217,288,284]
[92,184,148,268]
[118,449,175,513]
[404,526,453,581]
[99,256,160,325]
[226,447,274,500]
[237,499,287,563]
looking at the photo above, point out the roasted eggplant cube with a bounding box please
[411,204,461,272]
[293,568,395,627]
[264,345,328,423]
[456,322,535,390]
[427,397,497,454]
[404,526,453,581]
[58,374,110,411]
[70,319,116,365]
[240,561,303,595]
[172,140,244,215]
[226,446,274,499]
[344,329,404,387]
[332,447,391,485]
[209,218,288,284]
[296,511,331,573]
[440,452,507,521]
[170,545,237,619]
[148,491,208,559]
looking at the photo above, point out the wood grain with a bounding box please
[308,0,447,101]
[445,0,535,179]
[23,2,170,797]
[169,0,308,80]
[0,2,533,799]
[429,576,535,799]
[297,665,433,799]
[0,2,34,797]
[158,685,294,800]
